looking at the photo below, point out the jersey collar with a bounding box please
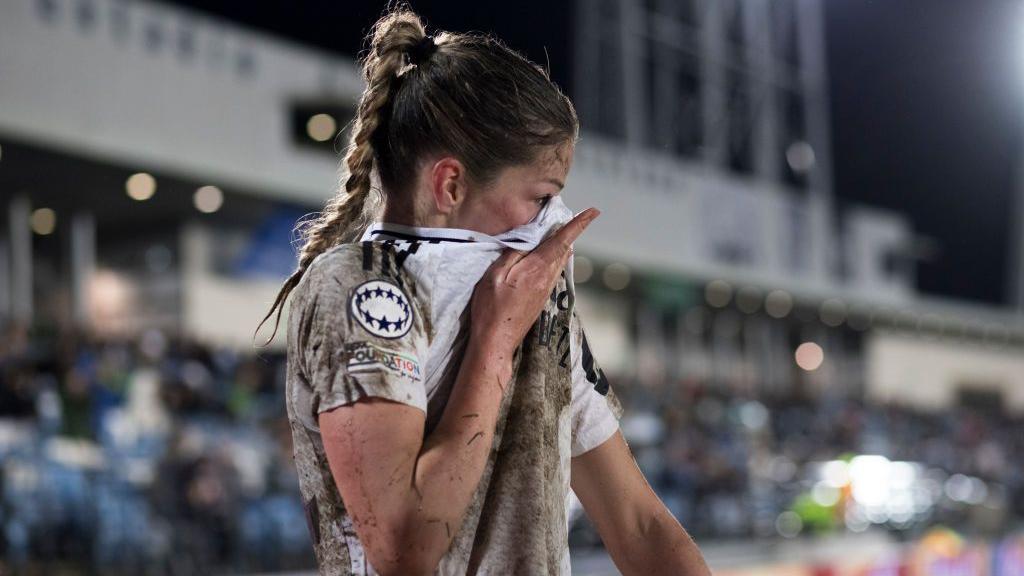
[359,221,528,246]
[359,195,574,251]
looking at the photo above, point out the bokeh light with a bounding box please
[795,342,824,371]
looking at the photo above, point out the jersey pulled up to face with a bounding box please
[285,194,623,575]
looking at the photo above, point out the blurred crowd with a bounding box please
[611,376,1024,543]
[0,321,311,575]
[2,321,1024,574]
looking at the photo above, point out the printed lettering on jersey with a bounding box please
[568,307,610,396]
[343,341,422,382]
[537,270,575,371]
[347,278,414,339]
[580,325,610,395]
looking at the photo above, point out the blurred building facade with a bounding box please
[568,0,1024,412]
[0,0,362,349]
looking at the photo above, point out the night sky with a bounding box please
[825,0,1022,306]
[167,0,1024,307]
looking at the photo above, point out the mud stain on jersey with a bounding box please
[286,240,611,574]
[464,273,574,573]
[285,242,431,574]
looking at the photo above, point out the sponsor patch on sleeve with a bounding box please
[343,341,422,382]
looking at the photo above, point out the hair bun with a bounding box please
[407,35,437,65]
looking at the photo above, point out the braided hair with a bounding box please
[255,2,579,346]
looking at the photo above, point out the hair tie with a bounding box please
[407,35,437,66]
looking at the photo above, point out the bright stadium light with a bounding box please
[126,172,156,201]
[31,207,56,235]
[795,342,824,371]
[194,185,224,213]
[849,455,892,508]
[821,460,851,488]
[307,113,337,142]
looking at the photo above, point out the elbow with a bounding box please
[362,526,445,576]
[368,555,431,576]
[348,494,450,574]
[361,543,415,575]
[402,557,443,576]
[368,549,440,576]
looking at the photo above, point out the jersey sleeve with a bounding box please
[296,244,429,418]
[568,307,624,457]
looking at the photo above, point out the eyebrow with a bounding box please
[542,178,565,190]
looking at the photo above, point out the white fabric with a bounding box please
[356,195,616,454]
[332,195,620,574]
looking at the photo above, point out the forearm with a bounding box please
[400,338,514,569]
[608,504,711,576]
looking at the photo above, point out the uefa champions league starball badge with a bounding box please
[348,279,414,339]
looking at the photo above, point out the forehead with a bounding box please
[516,144,573,185]
[536,141,574,170]
[485,142,574,191]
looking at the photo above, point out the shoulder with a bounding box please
[305,243,366,288]
[292,243,377,305]
[290,241,429,342]
[283,244,364,328]
[302,241,424,293]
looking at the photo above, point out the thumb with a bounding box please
[492,248,526,274]
[559,244,575,269]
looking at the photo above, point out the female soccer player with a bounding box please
[258,5,711,575]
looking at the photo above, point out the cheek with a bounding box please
[462,194,538,235]
[486,198,536,232]
[524,203,543,225]
[507,200,540,229]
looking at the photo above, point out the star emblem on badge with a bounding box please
[349,279,414,339]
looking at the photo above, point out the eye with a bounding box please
[536,195,553,206]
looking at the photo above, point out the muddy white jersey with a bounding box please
[285,195,623,575]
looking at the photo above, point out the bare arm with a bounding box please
[318,208,601,575]
[319,334,513,575]
[571,430,712,576]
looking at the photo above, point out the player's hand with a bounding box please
[469,208,600,359]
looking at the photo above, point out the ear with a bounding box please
[428,156,467,215]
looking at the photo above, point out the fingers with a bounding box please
[558,242,575,269]
[494,247,526,267]
[490,248,526,284]
[529,208,600,265]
